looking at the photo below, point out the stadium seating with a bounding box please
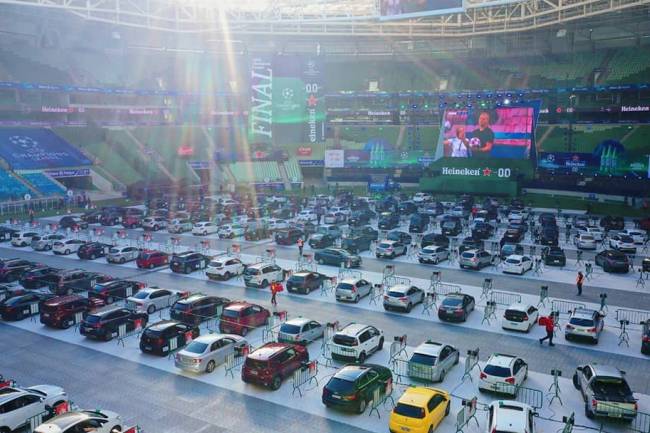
[229,161,282,184]
[539,124,630,153]
[21,172,66,196]
[283,159,303,183]
[0,169,30,201]
[605,47,650,83]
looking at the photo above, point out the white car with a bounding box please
[335,278,373,303]
[0,385,68,433]
[507,210,525,223]
[31,234,65,251]
[620,228,646,245]
[126,286,184,314]
[323,213,339,225]
[106,245,140,264]
[266,195,287,204]
[576,226,603,241]
[407,341,460,382]
[11,231,39,247]
[574,233,597,250]
[479,354,528,395]
[217,224,246,239]
[418,245,449,264]
[192,221,219,236]
[266,218,289,231]
[502,255,533,275]
[205,257,245,280]
[487,401,536,433]
[412,192,432,203]
[330,206,351,216]
[450,206,467,218]
[175,333,248,373]
[383,284,424,312]
[609,234,637,253]
[242,262,285,288]
[330,323,384,363]
[296,210,318,222]
[52,239,86,255]
[168,218,193,234]
[502,303,539,332]
[277,317,324,344]
[142,216,167,231]
[33,409,123,433]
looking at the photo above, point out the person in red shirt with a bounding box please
[539,316,555,346]
[576,271,584,296]
[297,238,304,256]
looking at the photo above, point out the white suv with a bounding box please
[330,323,384,363]
[126,286,184,314]
[106,245,140,264]
[192,221,219,236]
[52,239,85,255]
[217,224,246,239]
[11,231,39,247]
[242,262,285,288]
[479,354,529,395]
[296,210,318,222]
[142,216,167,231]
[620,228,646,245]
[502,303,539,332]
[487,401,536,433]
[0,385,68,433]
[206,257,245,280]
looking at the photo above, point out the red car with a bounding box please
[242,342,309,390]
[40,295,93,329]
[136,250,169,269]
[122,214,143,229]
[219,301,270,336]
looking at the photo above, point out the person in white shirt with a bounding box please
[444,126,470,157]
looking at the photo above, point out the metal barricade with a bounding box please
[384,276,411,288]
[389,335,408,364]
[492,383,544,409]
[292,360,319,397]
[320,277,336,296]
[116,318,145,347]
[551,299,586,316]
[368,378,395,418]
[461,348,480,382]
[482,301,497,325]
[538,286,549,307]
[391,358,410,385]
[368,284,384,306]
[25,410,49,433]
[321,321,339,354]
[436,283,462,296]
[224,348,247,379]
[263,311,288,343]
[455,397,479,433]
[490,291,522,307]
[421,293,437,315]
[616,308,650,325]
[481,278,493,299]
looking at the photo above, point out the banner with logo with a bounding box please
[249,55,273,143]
[302,57,325,143]
[324,149,345,168]
[0,128,92,169]
[45,168,91,178]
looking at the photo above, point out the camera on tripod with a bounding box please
[550,369,562,377]
[619,319,630,326]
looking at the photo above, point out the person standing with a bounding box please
[297,237,304,256]
[539,315,555,346]
[270,281,279,306]
[576,271,584,296]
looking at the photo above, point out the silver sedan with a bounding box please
[175,333,248,373]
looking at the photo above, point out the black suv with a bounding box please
[471,222,494,240]
[441,218,462,237]
[140,320,200,356]
[0,292,56,321]
[341,236,372,254]
[0,259,39,283]
[408,214,429,234]
[41,269,113,295]
[350,225,378,242]
[542,246,566,267]
[170,294,230,326]
[18,265,61,290]
[169,251,210,274]
[89,280,145,305]
[80,210,103,224]
[59,216,89,230]
[348,210,375,227]
[77,242,111,260]
[421,233,450,249]
[537,227,559,246]
[80,307,148,341]
[378,213,399,230]
[0,226,19,242]
[398,201,417,215]
[308,233,335,249]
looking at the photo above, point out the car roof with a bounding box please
[339,323,370,336]
[192,333,241,345]
[147,320,179,331]
[398,387,446,408]
[590,364,624,378]
[572,308,597,318]
[387,284,410,293]
[333,364,374,381]
[178,293,207,303]
[224,301,251,311]
[492,401,530,431]
[487,353,517,367]
[506,255,524,260]
[413,341,445,357]
[292,271,312,277]
[249,342,290,360]
[340,278,362,284]
[44,295,83,306]
[35,411,104,432]
[506,302,533,311]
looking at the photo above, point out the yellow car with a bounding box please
[389,387,450,433]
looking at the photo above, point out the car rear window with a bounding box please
[505,258,521,264]
[133,291,149,299]
[109,248,120,254]
[333,334,358,346]
[144,328,163,338]
[173,303,191,311]
[243,268,260,276]
[245,358,268,369]
[569,318,594,327]
[393,403,425,419]
[337,283,354,291]
[483,365,511,377]
[410,353,437,366]
[84,315,101,323]
[32,236,42,241]
[504,310,527,322]
[378,243,392,248]
[279,324,301,334]
[461,252,475,258]
[388,291,406,298]
[442,222,456,229]
[326,378,355,394]
[222,309,240,318]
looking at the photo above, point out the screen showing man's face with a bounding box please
[478,113,490,129]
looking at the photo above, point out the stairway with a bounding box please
[278,161,292,191]
[124,129,175,181]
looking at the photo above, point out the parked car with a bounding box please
[42,270,113,296]
[169,251,210,274]
[335,278,373,303]
[175,333,248,373]
[486,401,536,433]
[219,301,270,336]
[407,341,459,383]
[330,323,384,363]
[376,240,407,259]
[315,248,362,268]
[437,293,475,322]
[30,234,66,251]
[126,286,185,315]
[34,410,125,433]
[77,242,111,260]
[11,231,39,247]
[52,239,86,255]
[89,279,144,305]
[537,227,559,246]
[350,225,378,241]
[409,214,429,234]
[170,294,229,326]
[0,384,68,433]
[322,364,393,414]
[243,262,286,288]
[378,212,400,230]
[620,228,646,245]
[206,257,245,281]
[600,215,625,231]
[383,284,424,313]
[0,258,38,283]
[245,226,271,241]
[440,219,462,237]
[458,237,484,254]
[479,353,529,395]
[341,236,372,254]
[0,226,19,242]
[421,234,449,249]
[192,221,219,236]
[285,271,328,294]
[168,218,193,234]
[278,318,324,344]
[80,210,103,224]
[40,295,93,329]
[79,306,148,341]
[106,245,140,264]
[0,292,55,321]
[389,387,450,433]
[472,222,494,240]
[308,233,335,249]
[565,308,605,343]
[141,216,167,231]
[501,229,524,244]
[500,243,524,260]
[595,250,630,273]
[136,249,170,269]
[576,226,604,241]
[609,234,637,253]
[218,223,246,239]
[502,303,539,332]
[274,228,304,246]
[572,364,637,420]
[574,233,597,250]
[459,249,492,270]
[18,265,60,290]
[418,245,449,264]
[317,225,343,239]
[542,246,566,267]
[139,319,200,356]
[242,342,309,390]
[502,255,533,275]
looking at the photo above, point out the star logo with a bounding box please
[307,94,318,107]
[482,167,492,177]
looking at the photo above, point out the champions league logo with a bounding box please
[282,88,294,100]
[8,134,67,162]
[277,87,300,112]
[10,135,39,150]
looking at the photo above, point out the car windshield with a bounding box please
[569,317,594,327]
[184,341,208,354]
[461,252,475,258]
[84,315,100,323]
[289,275,306,283]
[410,353,437,366]
[337,283,354,291]
[483,365,511,377]
[109,248,121,254]
[378,243,392,249]
[393,403,425,419]
[279,324,301,334]
[245,358,268,369]
[243,268,260,276]
[326,378,355,394]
